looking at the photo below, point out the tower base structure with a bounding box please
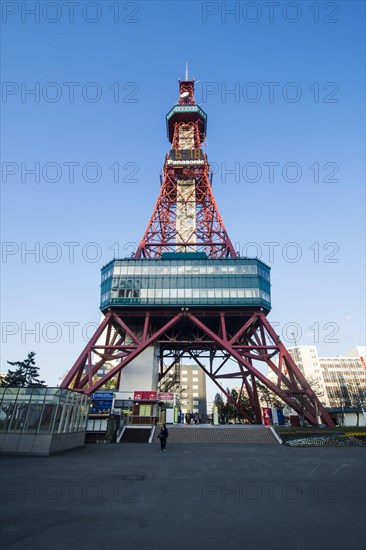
[61,307,334,427]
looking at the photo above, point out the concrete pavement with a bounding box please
[1,443,365,550]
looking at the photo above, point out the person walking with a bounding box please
[158,423,169,452]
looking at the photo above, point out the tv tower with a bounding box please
[61,71,334,427]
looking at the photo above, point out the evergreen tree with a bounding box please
[1,352,46,388]
[223,388,255,423]
[225,387,237,422]
[214,392,224,408]
[0,362,25,387]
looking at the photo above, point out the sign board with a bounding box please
[114,399,133,409]
[133,391,158,401]
[271,407,279,425]
[92,392,114,400]
[158,392,174,401]
[277,408,286,426]
[165,408,174,424]
[262,407,272,426]
[167,148,205,167]
[93,400,113,410]
[213,405,219,425]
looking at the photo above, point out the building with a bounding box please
[345,346,366,361]
[179,364,207,421]
[287,346,366,408]
[287,346,328,404]
[159,362,207,421]
[0,387,89,455]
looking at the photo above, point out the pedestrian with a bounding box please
[158,423,169,452]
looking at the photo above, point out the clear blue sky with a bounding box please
[1,1,365,393]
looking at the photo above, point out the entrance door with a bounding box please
[140,404,152,416]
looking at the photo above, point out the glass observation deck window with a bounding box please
[100,253,271,310]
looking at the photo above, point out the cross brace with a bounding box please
[61,309,334,426]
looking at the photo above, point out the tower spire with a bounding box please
[135,77,236,259]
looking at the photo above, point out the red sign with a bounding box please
[159,392,174,401]
[262,407,272,426]
[133,391,158,401]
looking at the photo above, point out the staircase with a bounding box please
[120,427,152,443]
[153,425,280,445]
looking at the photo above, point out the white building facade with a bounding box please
[287,346,366,408]
[179,364,207,420]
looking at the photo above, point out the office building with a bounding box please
[287,346,366,408]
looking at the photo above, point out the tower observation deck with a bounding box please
[100,255,271,311]
[61,73,334,427]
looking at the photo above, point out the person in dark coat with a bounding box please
[159,423,169,452]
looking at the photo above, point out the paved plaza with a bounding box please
[1,443,365,550]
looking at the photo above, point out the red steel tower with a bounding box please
[136,77,236,259]
[61,74,334,427]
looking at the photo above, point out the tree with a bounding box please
[284,376,325,427]
[59,363,118,391]
[344,389,366,428]
[1,352,46,388]
[227,388,256,424]
[99,377,118,391]
[256,382,284,409]
[214,389,255,424]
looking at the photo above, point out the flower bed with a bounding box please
[284,434,366,447]
[347,432,366,442]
